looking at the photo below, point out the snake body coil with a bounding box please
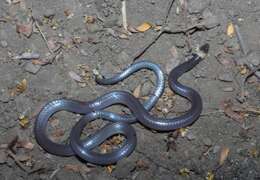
[34,44,209,165]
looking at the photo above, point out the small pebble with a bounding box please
[203,137,212,146]
[186,131,196,140]
[222,87,234,92]
[24,62,41,74]
[202,9,220,29]
[0,40,8,48]
[218,72,233,82]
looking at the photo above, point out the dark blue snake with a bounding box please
[34,44,209,165]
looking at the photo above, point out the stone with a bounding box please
[203,137,212,146]
[24,62,41,74]
[202,9,220,29]
[218,72,233,82]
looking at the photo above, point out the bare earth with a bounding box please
[0,0,260,179]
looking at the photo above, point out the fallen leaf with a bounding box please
[118,33,129,39]
[49,117,60,127]
[219,146,230,166]
[220,99,245,123]
[239,65,248,75]
[226,22,235,37]
[69,71,84,83]
[64,9,74,19]
[179,128,188,137]
[136,160,149,170]
[16,79,27,93]
[16,140,34,150]
[84,16,95,24]
[249,148,259,158]
[206,171,214,180]
[133,84,142,98]
[18,115,30,128]
[179,168,190,176]
[51,128,65,141]
[106,165,115,173]
[16,20,33,38]
[136,22,152,32]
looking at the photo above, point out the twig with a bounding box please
[132,23,207,60]
[49,165,61,179]
[244,65,260,81]
[164,0,176,24]
[121,0,128,31]
[234,24,249,55]
[7,150,29,172]
[34,20,54,54]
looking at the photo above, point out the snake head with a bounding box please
[196,43,209,59]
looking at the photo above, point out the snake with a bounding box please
[35,60,165,157]
[34,44,209,165]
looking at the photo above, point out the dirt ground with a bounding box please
[0,0,260,179]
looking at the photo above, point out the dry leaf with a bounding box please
[69,71,84,83]
[136,160,149,170]
[179,168,190,176]
[133,84,142,98]
[51,128,65,141]
[64,9,74,19]
[16,20,33,38]
[16,140,34,150]
[136,22,152,32]
[249,148,259,158]
[239,65,248,75]
[220,99,244,123]
[179,128,188,137]
[118,34,129,39]
[84,16,95,24]
[227,23,235,37]
[19,115,29,128]
[219,146,230,166]
[206,171,214,180]
[49,117,60,127]
[16,79,27,93]
[106,165,115,173]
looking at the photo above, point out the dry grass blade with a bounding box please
[133,84,142,98]
[219,147,230,166]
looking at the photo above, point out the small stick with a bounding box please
[234,24,249,55]
[121,0,128,31]
[34,20,54,54]
[164,0,176,24]
[7,150,29,172]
